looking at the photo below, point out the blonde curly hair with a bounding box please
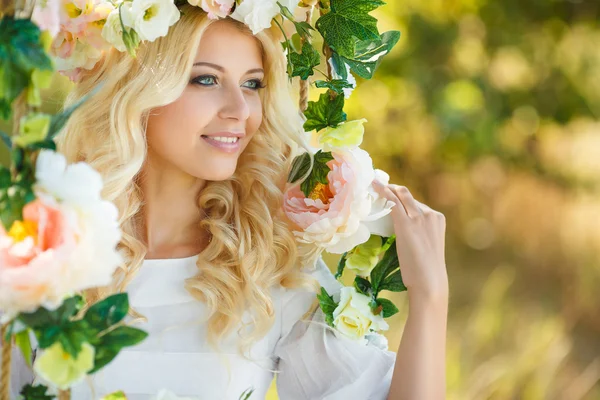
[55,5,318,354]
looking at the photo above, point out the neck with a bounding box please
[138,154,208,260]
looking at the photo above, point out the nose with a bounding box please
[217,84,251,122]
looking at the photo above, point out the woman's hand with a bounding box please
[372,181,448,303]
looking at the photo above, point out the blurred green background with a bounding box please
[3,0,599,398]
[315,1,600,399]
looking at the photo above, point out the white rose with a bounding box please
[230,0,297,35]
[128,0,180,42]
[332,287,389,343]
[102,9,127,52]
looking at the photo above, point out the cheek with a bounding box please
[247,96,263,137]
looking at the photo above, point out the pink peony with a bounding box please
[283,149,394,254]
[0,199,77,317]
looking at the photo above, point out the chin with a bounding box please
[194,160,238,182]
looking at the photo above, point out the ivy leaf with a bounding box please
[84,293,129,331]
[376,297,399,318]
[378,269,407,292]
[277,2,315,41]
[287,152,311,183]
[315,0,385,58]
[335,252,348,279]
[303,91,346,132]
[290,41,321,80]
[317,287,338,327]
[15,329,33,367]
[90,326,148,373]
[20,384,55,400]
[315,79,354,95]
[337,30,401,79]
[370,239,399,295]
[300,150,334,198]
[354,276,372,296]
[239,388,255,400]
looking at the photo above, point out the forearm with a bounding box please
[387,292,448,400]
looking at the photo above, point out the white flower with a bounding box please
[127,0,180,42]
[34,150,123,290]
[363,169,395,238]
[332,286,389,343]
[230,0,297,35]
[102,9,128,52]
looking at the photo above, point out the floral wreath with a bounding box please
[0,0,406,398]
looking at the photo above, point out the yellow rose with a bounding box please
[332,287,389,342]
[33,341,95,389]
[311,119,367,151]
[345,235,384,278]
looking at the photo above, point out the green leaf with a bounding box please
[56,295,84,323]
[0,130,11,148]
[317,287,338,327]
[84,293,129,331]
[288,152,311,184]
[0,166,11,189]
[90,326,148,373]
[277,2,315,41]
[354,276,372,296]
[337,30,401,79]
[376,297,399,318]
[239,388,255,400]
[19,384,55,400]
[316,0,385,58]
[290,41,321,80]
[378,269,407,292]
[303,91,347,132]
[300,150,334,198]
[0,17,52,120]
[315,79,354,95]
[335,252,347,279]
[15,329,33,367]
[370,239,399,294]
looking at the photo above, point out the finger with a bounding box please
[390,185,422,219]
[372,180,410,220]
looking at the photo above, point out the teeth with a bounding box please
[209,136,239,143]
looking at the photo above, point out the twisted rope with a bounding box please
[0,323,11,400]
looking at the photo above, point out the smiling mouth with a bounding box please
[201,135,240,144]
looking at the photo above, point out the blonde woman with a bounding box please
[8,6,448,400]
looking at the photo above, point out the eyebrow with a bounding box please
[192,62,264,75]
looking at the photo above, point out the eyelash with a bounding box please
[190,75,266,91]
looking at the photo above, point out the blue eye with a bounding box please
[191,75,217,86]
[243,79,266,91]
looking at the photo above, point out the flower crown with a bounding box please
[30,0,400,87]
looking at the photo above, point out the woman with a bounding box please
[9,5,448,399]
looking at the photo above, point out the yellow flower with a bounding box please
[345,235,384,278]
[333,287,389,342]
[311,119,367,151]
[101,391,129,400]
[14,113,51,147]
[33,342,95,389]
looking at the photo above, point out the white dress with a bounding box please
[8,256,396,399]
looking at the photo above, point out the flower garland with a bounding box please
[0,0,406,398]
